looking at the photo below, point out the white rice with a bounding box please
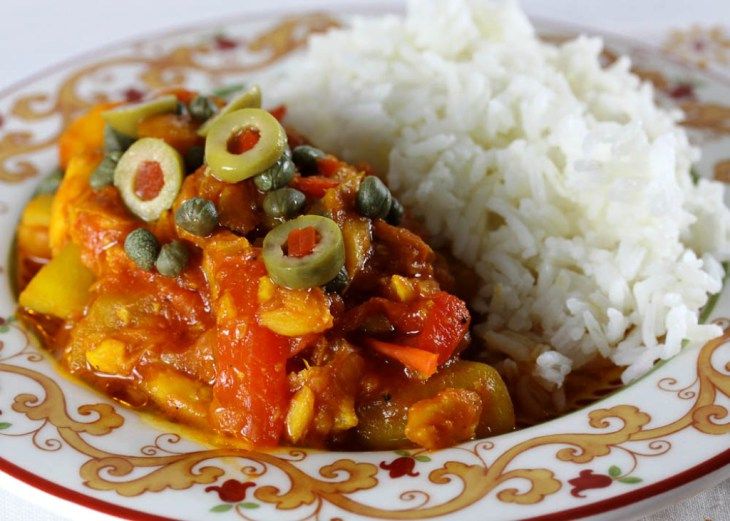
[257,0,730,385]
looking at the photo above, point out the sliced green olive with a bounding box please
[356,176,392,219]
[263,187,305,218]
[254,150,295,192]
[102,95,178,137]
[175,197,218,236]
[204,108,286,183]
[262,215,345,289]
[113,137,183,221]
[155,240,189,277]
[197,85,262,137]
[124,228,159,271]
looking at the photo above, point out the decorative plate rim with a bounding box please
[0,5,729,521]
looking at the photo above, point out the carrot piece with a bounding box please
[367,338,439,378]
[286,226,318,258]
[316,155,342,177]
[227,128,260,154]
[290,176,340,198]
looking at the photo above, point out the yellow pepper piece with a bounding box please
[19,243,95,319]
[49,154,98,255]
[17,194,54,259]
[257,279,333,337]
[389,275,416,302]
[86,338,130,374]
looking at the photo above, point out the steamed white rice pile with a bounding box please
[257,0,730,384]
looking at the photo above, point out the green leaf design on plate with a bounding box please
[0,326,8,333]
[210,504,233,513]
[395,449,410,457]
[239,503,259,509]
[0,422,11,430]
[414,455,431,463]
[608,465,621,478]
[618,476,642,484]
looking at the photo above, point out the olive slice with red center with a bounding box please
[204,108,286,183]
[262,215,345,289]
[113,137,183,221]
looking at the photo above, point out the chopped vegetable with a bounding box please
[34,168,64,196]
[290,176,340,198]
[316,155,342,177]
[356,176,392,219]
[197,85,262,137]
[123,228,159,271]
[263,187,306,219]
[285,386,315,443]
[89,151,122,190]
[404,388,482,449]
[58,103,112,169]
[367,338,439,378]
[19,243,94,319]
[155,240,189,277]
[292,145,325,175]
[101,95,178,137]
[204,108,286,183]
[286,226,318,258]
[254,150,295,191]
[404,291,470,364]
[175,197,218,236]
[137,113,201,156]
[187,95,217,122]
[262,215,345,289]
[17,194,53,260]
[113,137,184,221]
[257,276,333,336]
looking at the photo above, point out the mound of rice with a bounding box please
[257,0,730,384]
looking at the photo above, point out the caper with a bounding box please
[155,240,189,277]
[324,267,349,294]
[175,197,218,236]
[263,187,305,219]
[184,145,205,172]
[90,151,122,190]
[104,125,135,154]
[254,151,295,192]
[356,176,392,219]
[34,168,63,195]
[124,228,160,271]
[386,198,404,225]
[292,145,325,175]
[188,95,217,122]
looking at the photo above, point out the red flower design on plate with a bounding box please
[205,479,255,503]
[380,451,432,478]
[214,34,238,50]
[123,88,145,103]
[568,466,643,498]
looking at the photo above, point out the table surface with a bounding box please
[0,1,728,520]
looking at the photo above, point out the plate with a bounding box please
[0,5,728,521]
